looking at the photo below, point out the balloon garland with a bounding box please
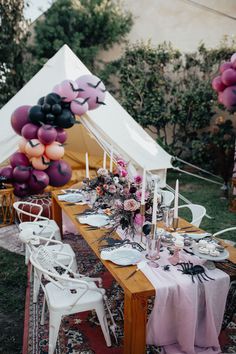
[0,75,106,197]
[212,53,236,111]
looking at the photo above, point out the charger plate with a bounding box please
[77,214,110,227]
[101,247,143,266]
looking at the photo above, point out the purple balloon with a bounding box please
[0,165,13,181]
[13,182,29,197]
[37,125,57,145]
[221,69,236,86]
[11,105,31,135]
[56,128,67,144]
[58,80,78,102]
[29,170,49,193]
[221,85,236,111]
[21,123,39,140]
[211,76,226,92]
[46,160,72,187]
[70,98,89,115]
[10,152,30,168]
[13,166,31,183]
[219,62,232,74]
[76,75,106,110]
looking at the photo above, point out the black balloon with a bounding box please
[45,93,61,106]
[37,96,45,105]
[142,223,152,236]
[51,103,62,115]
[56,109,75,129]
[28,105,45,125]
[61,101,70,109]
[42,103,51,114]
[45,113,56,125]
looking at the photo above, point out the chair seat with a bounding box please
[46,281,103,311]
[47,243,76,271]
[19,220,61,240]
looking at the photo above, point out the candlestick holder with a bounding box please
[172,217,179,231]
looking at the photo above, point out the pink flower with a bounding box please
[134,213,145,226]
[119,168,128,177]
[117,158,127,168]
[114,199,123,209]
[134,175,142,184]
[135,190,150,202]
[124,199,140,211]
[109,185,116,194]
[103,184,109,191]
[96,186,103,196]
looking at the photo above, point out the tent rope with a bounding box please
[166,183,213,220]
[173,156,223,181]
[173,167,223,186]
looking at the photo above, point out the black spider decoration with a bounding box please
[177,262,215,283]
[162,265,170,271]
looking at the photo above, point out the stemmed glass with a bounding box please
[145,226,162,268]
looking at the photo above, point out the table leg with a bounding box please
[51,196,63,236]
[124,291,148,354]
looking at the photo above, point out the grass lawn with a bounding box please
[0,172,235,353]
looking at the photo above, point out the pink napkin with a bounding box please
[141,250,230,354]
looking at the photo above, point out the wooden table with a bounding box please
[51,190,236,354]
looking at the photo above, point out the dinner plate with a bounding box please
[192,243,229,261]
[58,193,84,203]
[101,247,143,266]
[77,214,110,227]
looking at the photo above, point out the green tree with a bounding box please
[0,0,28,107]
[27,0,133,78]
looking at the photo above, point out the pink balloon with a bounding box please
[221,85,236,111]
[29,170,49,193]
[21,123,39,140]
[45,142,64,160]
[211,76,226,92]
[11,105,31,135]
[218,92,224,104]
[0,165,13,181]
[221,69,236,86]
[25,139,45,157]
[13,182,29,197]
[76,75,106,110]
[18,137,28,153]
[230,53,236,63]
[52,84,63,96]
[56,128,67,144]
[10,152,30,168]
[70,98,89,115]
[37,125,57,145]
[219,62,232,74]
[13,166,31,183]
[46,160,72,187]
[58,80,78,102]
[31,155,51,170]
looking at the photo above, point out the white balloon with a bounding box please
[230,53,236,63]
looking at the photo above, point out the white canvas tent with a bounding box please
[0,45,172,186]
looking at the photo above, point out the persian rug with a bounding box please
[23,233,236,354]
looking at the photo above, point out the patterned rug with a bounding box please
[24,233,236,354]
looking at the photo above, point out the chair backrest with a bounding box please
[178,203,206,227]
[213,227,236,238]
[161,190,175,207]
[13,201,47,222]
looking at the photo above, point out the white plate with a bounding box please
[192,244,229,261]
[58,193,84,203]
[77,214,110,227]
[101,247,143,266]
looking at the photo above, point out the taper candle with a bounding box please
[85,152,89,179]
[173,179,179,218]
[141,169,146,205]
[152,179,158,225]
[109,146,113,172]
[103,151,107,169]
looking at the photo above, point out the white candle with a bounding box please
[152,179,158,224]
[109,146,113,173]
[103,151,107,169]
[85,152,90,179]
[174,179,179,218]
[141,169,146,205]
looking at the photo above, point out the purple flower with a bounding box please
[114,199,123,209]
[124,199,140,211]
[135,190,150,202]
[108,185,117,194]
[117,158,127,168]
[134,175,142,184]
[134,213,145,226]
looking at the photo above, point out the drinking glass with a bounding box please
[163,208,174,229]
[145,234,161,268]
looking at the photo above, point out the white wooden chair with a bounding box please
[13,201,61,242]
[178,204,206,227]
[30,246,112,353]
[212,227,236,238]
[160,190,175,207]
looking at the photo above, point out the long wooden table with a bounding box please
[51,190,236,354]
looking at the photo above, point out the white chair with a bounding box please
[212,227,236,238]
[19,226,77,303]
[177,203,206,227]
[13,201,61,241]
[160,190,175,207]
[30,246,112,353]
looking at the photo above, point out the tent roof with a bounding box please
[0,44,172,171]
